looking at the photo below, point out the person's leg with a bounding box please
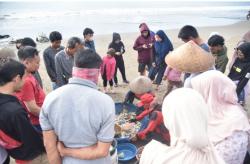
[102,73,108,92]
[51,82,58,90]
[114,66,118,87]
[119,58,128,83]
[155,64,167,88]
[164,80,174,98]
[138,63,146,76]
[109,80,114,93]
[238,89,245,105]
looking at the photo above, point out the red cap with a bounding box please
[137,93,154,107]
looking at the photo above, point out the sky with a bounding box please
[0,0,250,2]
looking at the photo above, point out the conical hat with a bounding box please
[129,76,152,95]
[165,41,215,73]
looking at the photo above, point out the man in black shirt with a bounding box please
[0,57,46,162]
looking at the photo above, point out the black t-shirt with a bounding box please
[0,93,45,160]
[228,58,250,81]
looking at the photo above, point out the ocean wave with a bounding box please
[1,6,249,20]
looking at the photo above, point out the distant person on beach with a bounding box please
[0,57,47,164]
[133,23,155,76]
[228,42,250,106]
[16,46,46,132]
[83,27,96,52]
[43,31,64,90]
[101,48,116,93]
[178,25,211,81]
[40,49,115,164]
[55,37,82,87]
[108,32,129,86]
[208,34,228,73]
[15,37,43,88]
[148,30,173,90]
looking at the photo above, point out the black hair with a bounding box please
[67,37,82,49]
[74,49,102,69]
[0,59,25,86]
[21,37,37,47]
[83,28,94,36]
[208,35,225,47]
[238,42,250,59]
[178,25,199,40]
[49,31,62,42]
[17,46,39,61]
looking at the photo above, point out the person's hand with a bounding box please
[148,43,153,48]
[137,131,147,140]
[57,141,66,157]
[142,44,147,49]
[163,76,167,81]
[115,52,121,55]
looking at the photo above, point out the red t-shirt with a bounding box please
[15,74,45,125]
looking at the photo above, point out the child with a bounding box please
[163,66,183,97]
[101,48,116,93]
[108,32,129,87]
[228,42,250,105]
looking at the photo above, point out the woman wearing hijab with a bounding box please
[191,70,250,164]
[149,30,173,90]
[108,32,129,86]
[140,88,225,164]
[228,42,250,105]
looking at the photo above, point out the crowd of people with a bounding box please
[0,23,250,164]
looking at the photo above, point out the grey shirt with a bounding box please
[55,50,74,87]
[43,46,64,82]
[40,77,115,164]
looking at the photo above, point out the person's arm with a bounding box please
[40,104,61,164]
[43,130,62,164]
[57,141,111,160]
[55,55,65,87]
[21,80,41,116]
[13,109,45,158]
[124,91,135,104]
[24,100,41,116]
[43,51,57,82]
[133,38,145,51]
[236,68,250,95]
[121,42,126,54]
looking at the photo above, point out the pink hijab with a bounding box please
[191,70,250,143]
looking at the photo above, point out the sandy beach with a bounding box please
[4,20,250,106]
[4,20,250,164]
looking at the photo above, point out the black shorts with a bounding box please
[138,62,151,73]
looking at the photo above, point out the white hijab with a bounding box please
[140,88,225,164]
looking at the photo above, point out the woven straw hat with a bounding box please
[165,41,215,73]
[129,76,152,95]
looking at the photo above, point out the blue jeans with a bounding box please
[52,82,58,90]
[237,89,245,103]
[148,63,166,85]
